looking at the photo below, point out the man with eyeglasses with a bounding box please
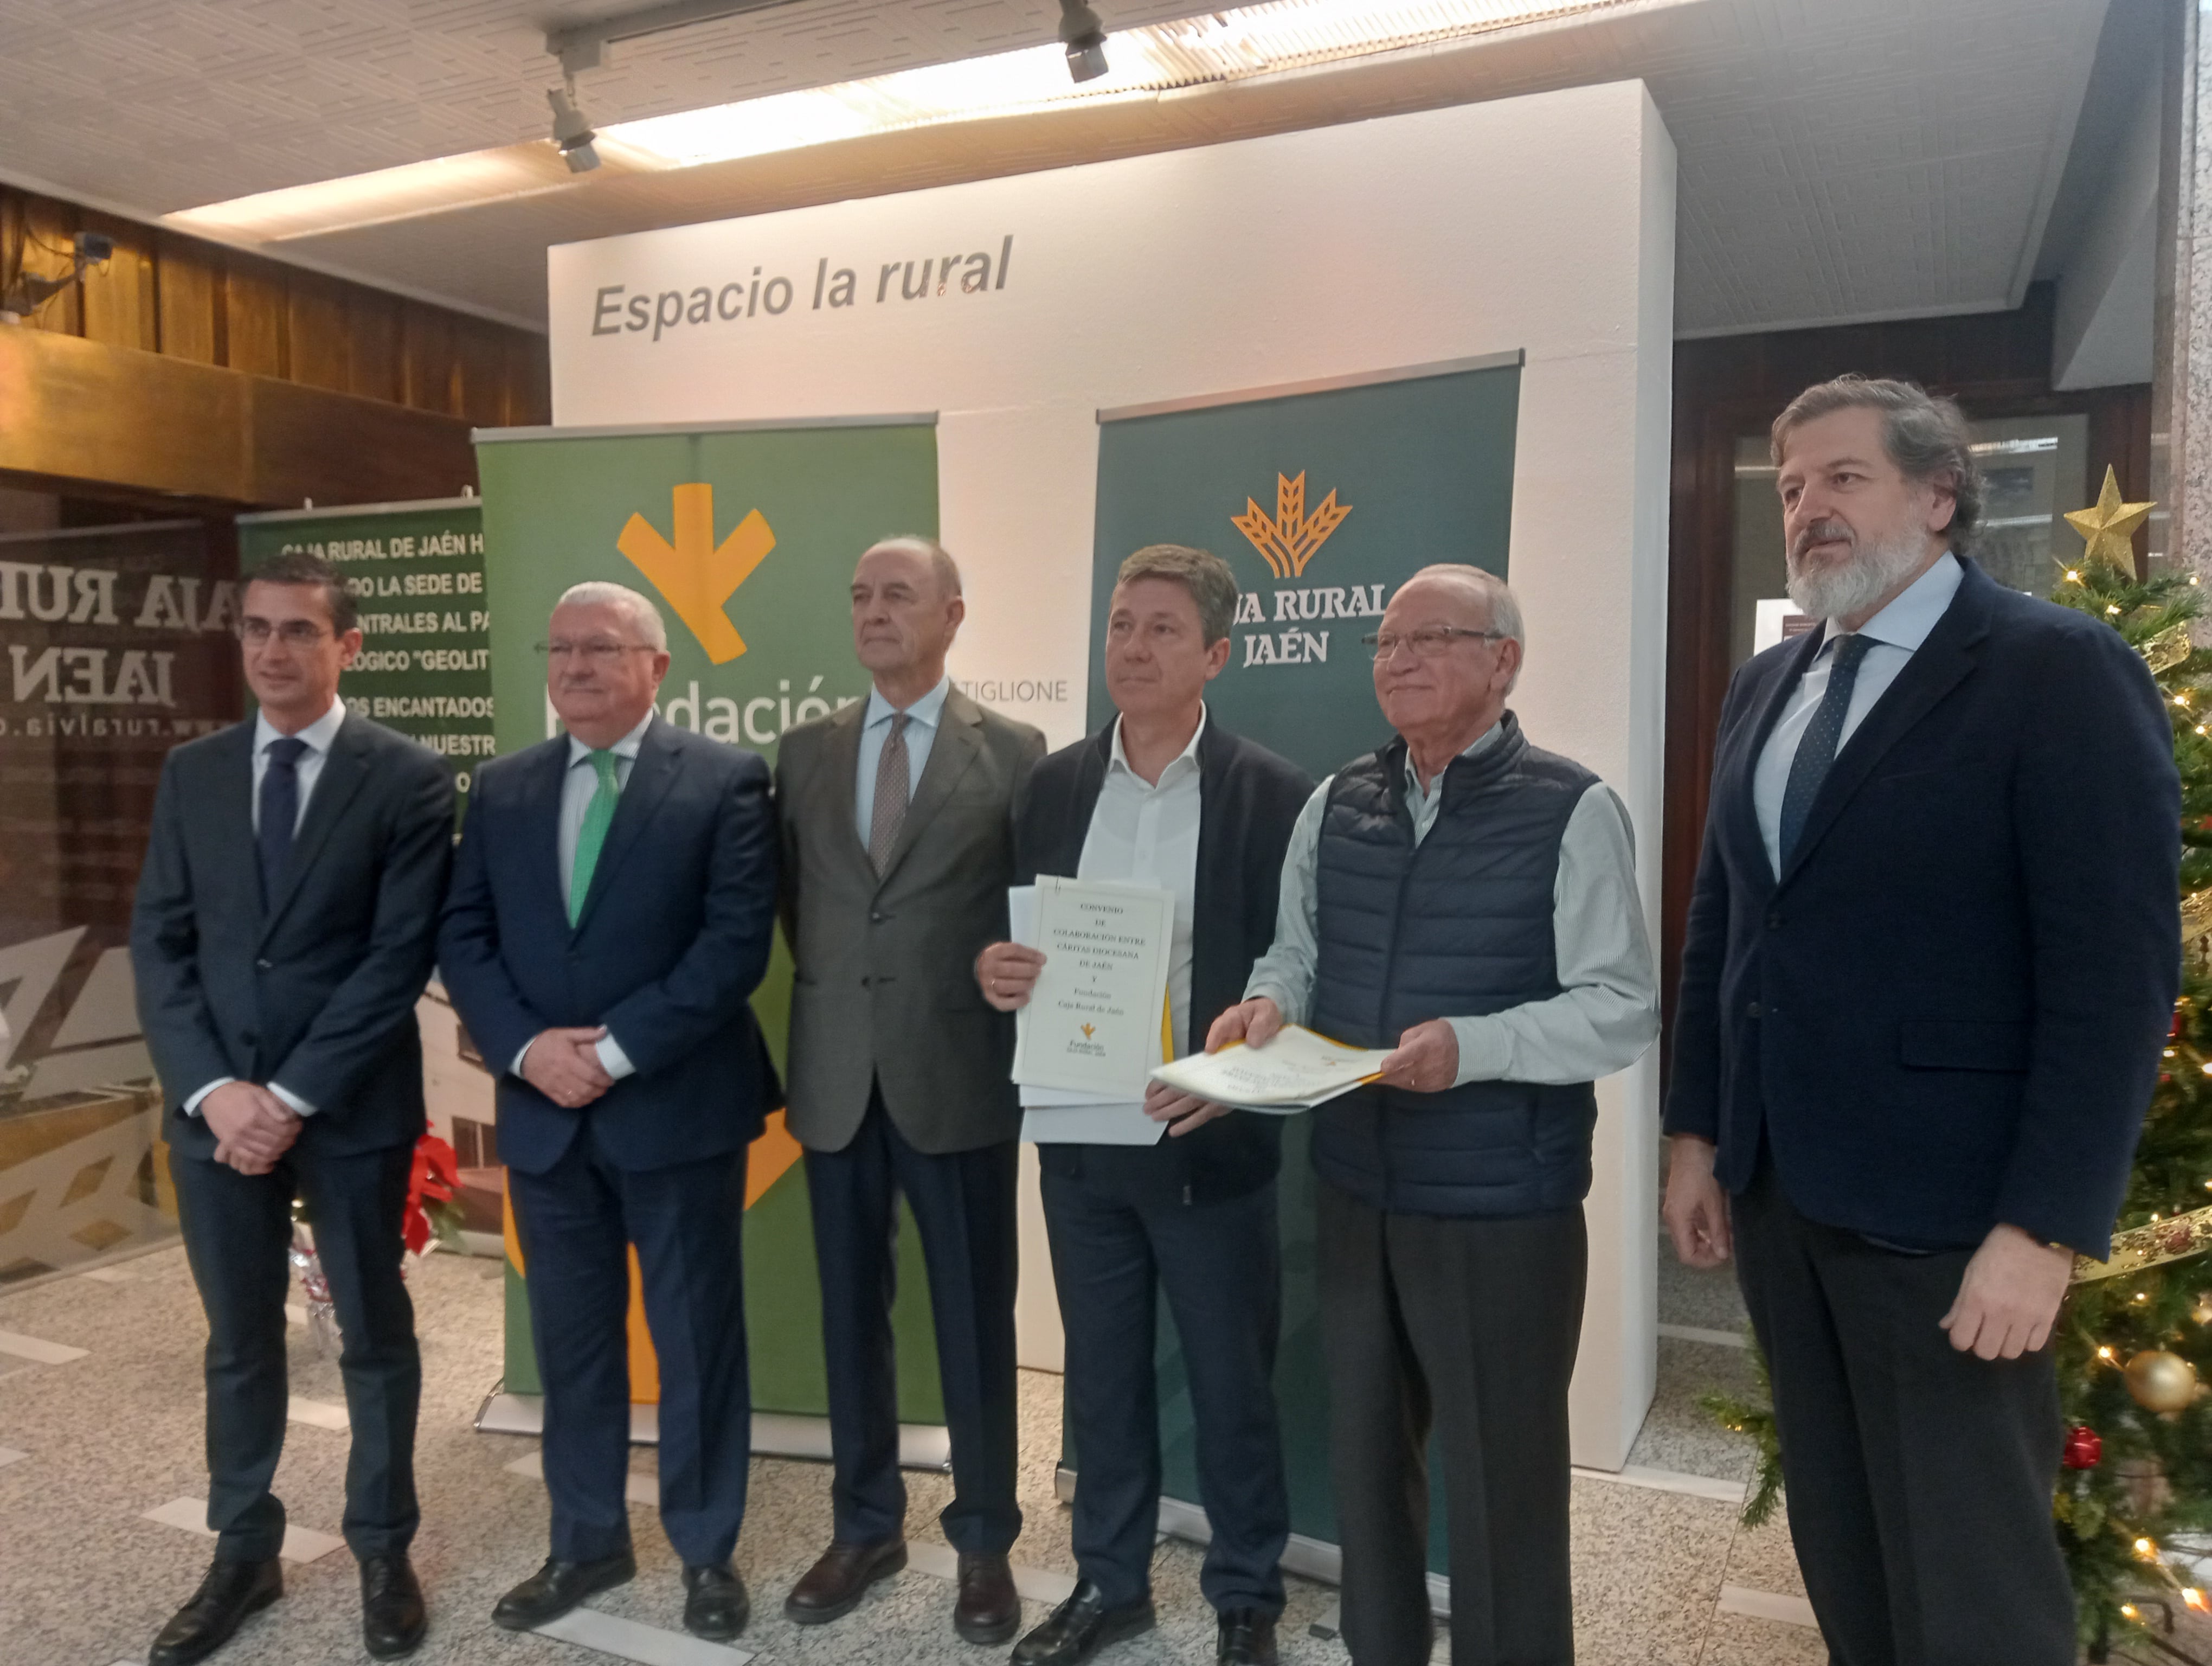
[133,552,455,1664]
[439,581,779,1644]
[1208,563,1658,1666]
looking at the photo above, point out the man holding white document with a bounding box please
[976,546,1310,1666]
[1208,565,1658,1666]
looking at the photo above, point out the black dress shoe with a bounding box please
[491,1551,636,1631]
[148,1557,282,1666]
[360,1553,427,1659]
[1217,1610,1278,1666]
[681,1563,750,1642]
[783,1537,908,1625]
[1010,1581,1155,1666]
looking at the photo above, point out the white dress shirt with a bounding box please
[185,697,349,1118]
[511,709,655,1084]
[1078,706,1207,1058]
[1751,551,1963,877]
[1244,722,1659,1086]
[854,675,950,849]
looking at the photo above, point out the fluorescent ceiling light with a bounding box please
[167,0,1630,243]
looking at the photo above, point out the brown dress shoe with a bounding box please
[953,1552,1020,1644]
[782,1537,908,1625]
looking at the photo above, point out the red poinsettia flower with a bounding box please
[402,1133,464,1257]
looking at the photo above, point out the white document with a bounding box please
[1008,881,1173,1143]
[1148,1026,1392,1112]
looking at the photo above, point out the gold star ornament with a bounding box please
[2064,465,2155,573]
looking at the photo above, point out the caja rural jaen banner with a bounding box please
[1090,355,1523,1573]
[475,416,949,1424]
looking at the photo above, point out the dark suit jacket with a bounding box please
[776,687,1045,1155]
[1663,558,2180,1259]
[437,717,780,1177]
[1014,716,1313,1206]
[131,713,455,1160]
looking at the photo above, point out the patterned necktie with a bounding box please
[869,713,911,875]
[568,749,621,925]
[256,735,308,903]
[1777,631,1875,869]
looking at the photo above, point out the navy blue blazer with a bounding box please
[133,714,454,1159]
[437,717,780,1177]
[1663,559,2180,1260]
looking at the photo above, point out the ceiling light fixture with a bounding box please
[1059,1,1110,83]
[165,0,1640,244]
[549,78,602,174]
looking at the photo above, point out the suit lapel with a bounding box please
[521,737,571,924]
[574,720,681,935]
[1724,628,1826,881]
[259,719,371,944]
[879,689,982,885]
[824,698,873,873]
[213,724,264,932]
[1777,565,1992,887]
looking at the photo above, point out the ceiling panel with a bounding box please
[0,0,2112,337]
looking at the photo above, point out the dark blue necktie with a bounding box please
[258,735,308,902]
[1777,632,1875,869]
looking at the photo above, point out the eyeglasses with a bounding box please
[535,640,654,663]
[1361,626,1507,662]
[237,619,331,647]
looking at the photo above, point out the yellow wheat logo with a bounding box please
[616,483,775,665]
[1081,1023,1096,1040]
[1232,471,1352,580]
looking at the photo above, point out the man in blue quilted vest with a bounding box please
[1208,564,1659,1666]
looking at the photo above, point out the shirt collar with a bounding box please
[255,695,345,758]
[1107,704,1208,780]
[1821,550,1962,657]
[567,708,655,766]
[1401,717,1504,794]
[865,674,951,732]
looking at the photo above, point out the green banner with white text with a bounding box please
[476,418,947,1424]
[236,498,491,809]
[1092,357,1521,1574]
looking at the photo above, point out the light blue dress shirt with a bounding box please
[854,675,950,848]
[1751,552,1964,877]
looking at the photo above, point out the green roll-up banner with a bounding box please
[236,498,492,809]
[474,416,947,1424]
[1090,356,1522,1574]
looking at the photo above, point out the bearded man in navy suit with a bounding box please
[1664,377,2180,1666]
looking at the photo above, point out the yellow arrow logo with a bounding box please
[615,483,775,664]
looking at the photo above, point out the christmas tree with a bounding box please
[1706,471,2212,1660]
[2043,517,2212,1659]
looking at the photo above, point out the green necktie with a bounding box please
[568,749,620,926]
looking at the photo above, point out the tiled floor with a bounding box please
[0,1232,2154,1666]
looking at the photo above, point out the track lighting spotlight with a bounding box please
[1058,0,1108,82]
[548,79,601,174]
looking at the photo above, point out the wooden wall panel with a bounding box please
[453,323,509,428]
[345,289,403,405]
[18,194,82,336]
[153,233,222,363]
[222,259,287,377]
[507,331,552,426]
[285,270,351,393]
[401,304,461,416]
[76,212,158,351]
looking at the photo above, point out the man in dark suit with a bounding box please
[1664,376,2181,1666]
[976,545,1311,1666]
[775,536,1043,1642]
[132,552,454,1665]
[438,580,777,1644]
